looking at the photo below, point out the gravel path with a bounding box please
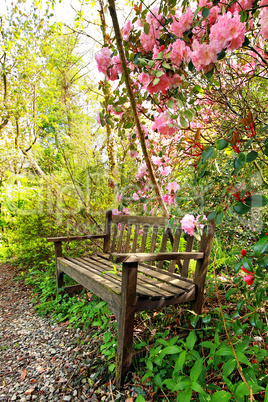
[0,264,139,402]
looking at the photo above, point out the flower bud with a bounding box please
[241,249,247,256]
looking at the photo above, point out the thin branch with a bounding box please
[108,0,168,216]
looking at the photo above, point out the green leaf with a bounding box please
[205,67,214,78]
[174,350,186,373]
[210,391,232,401]
[217,49,226,60]
[233,202,250,215]
[246,151,258,162]
[167,99,174,109]
[159,345,181,359]
[184,110,193,121]
[234,152,246,170]
[235,382,250,397]
[215,346,233,356]
[156,70,164,77]
[153,78,160,86]
[190,359,204,382]
[216,139,229,150]
[207,211,216,220]
[180,116,188,128]
[215,211,224,225]
[241,256,253,272]
[125,121,134,129]
[136,395,146,402]
[245,195,268,208]
[179,389,192,402]
[156,51,164,59]
[202,7,210,17]
[162,61,171,69]
[222,359,236,377]
[234,319,244,335]
[236,351,252,367]
[143,22,150,35]
[200,341,215,349]
[254,235,268,256]
[186,331,197,351]
[202,146,214,162]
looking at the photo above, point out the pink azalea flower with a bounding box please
[95,112,101,125]
[180,214,196,236]
[132,192,140,201]
[191,39,217,71]
[122,20,133,41]
[152,111,177,136]
[163,194,176,204]
[95,47,112,76]
[151,156,163,166]
[260,8,268,39]
[209,12,246,54]
[166,182,180,192]
[170,39,190,67]
[160,166,172,176]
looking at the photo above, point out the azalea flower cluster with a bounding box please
[180,214,207,236]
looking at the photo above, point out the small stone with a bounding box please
[73,390,78,396]
[63,396,72,401]
[32,397,37,401]
[11,395,17,401]
[82,378,87,384]
[26,396,32,401]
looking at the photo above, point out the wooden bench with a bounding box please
[47,210,215,386]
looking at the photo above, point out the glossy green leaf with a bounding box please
[167,99,174,108]
[222,359,236,377]
[245,195,268,208]
[216,139,229,150]
[246,151,258,162]
[143,22,150,35]
[202,7,210,17]
[202,146,214,162]
[233,202,250,215]
[254,235,268,256]
[234,153,246,170]
[210,391,232,401]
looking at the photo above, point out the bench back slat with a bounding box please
[132,224,140,252]
[181,235,195,277]
[157,228,169,269]
[104,211,214,280]
[150,226,159,253]
[141,226,149,252]
[169,227,182,273]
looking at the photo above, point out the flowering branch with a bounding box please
[108,0,169,216]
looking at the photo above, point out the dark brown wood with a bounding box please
[140,225,149,252]
[116,262,138,387]
[169,227,182,273]
[132,224,140,252]
[150,226,159,253]
[64,284,84,294]
[103,210,112,253]
[111,252,204,263]
[157,228,169,269]
[111,223,118,253]
[190,220,215,317]
[181,235,195,277]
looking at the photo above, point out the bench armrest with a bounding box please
[110,252,204,264]
[47,234,106,243]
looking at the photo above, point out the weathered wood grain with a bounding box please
[111,252,204,263]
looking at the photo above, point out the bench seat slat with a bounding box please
[84,256,183,297]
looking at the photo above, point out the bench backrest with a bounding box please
[103,210,215,277]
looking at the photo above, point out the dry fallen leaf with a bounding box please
[125,399,133,402]
[21,368,27,381]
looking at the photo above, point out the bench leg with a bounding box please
[56,261,65,294]
[116,262,138,388]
